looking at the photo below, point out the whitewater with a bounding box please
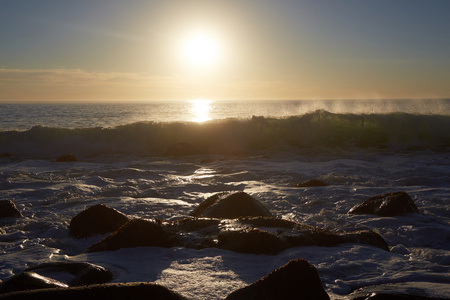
[1,99,449,299]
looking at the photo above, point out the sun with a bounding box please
[179,30,222,69]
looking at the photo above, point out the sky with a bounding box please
[1,0,450,102]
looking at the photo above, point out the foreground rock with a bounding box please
[69,204,130,238]
[0,282,187,300]
[190,191,273,218]
[226,259,329,300]
[348,191,419,217]
[86,219,170,253]
[0,200,22,218]
[0,262,113,294]
[86,216,389,254]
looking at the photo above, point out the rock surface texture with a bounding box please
[348,191,419,217]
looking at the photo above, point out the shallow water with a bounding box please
[1,150,449,299]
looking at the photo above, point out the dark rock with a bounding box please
[25,262,113,287]
[0,272,68,294]
[86,219,171,253]
[55,154,77,162]
[348,191,419,217]
[218,229,287,255]
[190,191,273,218]
[295,179,328,187]
[86,216,389,254]
[0,152,12,158]
[0,282,187,300]
[225,258,329,300]
[165,142,200,156]
[0,200,22,218]
[0,227,5,234]
[69,204,130,238]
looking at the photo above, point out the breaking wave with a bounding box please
[1,110,450,159]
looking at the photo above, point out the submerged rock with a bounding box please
[0,200,22,218]
[69,204,130,238]
[86,216,389,254]
[295,179,328,187]
[225,259,330,300]
[190,191,273,218]
[55,154,77,162]
[348,191,419,217]
[0,282,187,300]
[0,262,113,294]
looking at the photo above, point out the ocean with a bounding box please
[1,99,449,299]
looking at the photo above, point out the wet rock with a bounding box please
[0,262,113,294]
[55,154,77,162]
[0,200,22,218]
[225,258,329,300]
[86,219,171,253]
[348,191,419,217]
[190,191,273,218]
[25,262,113,287]
[218,229,287,255]
[86,216,390,254]
[0,282,187,300]
[165,142,200,156]
[295,179,328,187]
[69,204,130,238]
[0,272,68,294]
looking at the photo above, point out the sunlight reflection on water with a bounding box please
[190,99,212,122]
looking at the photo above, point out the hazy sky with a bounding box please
[1,0,450,102]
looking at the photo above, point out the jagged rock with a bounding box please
[295,179,328,187]
[164,142,200,156]
[86,219,170,253]
[26,262,113,287]
[190,191,273,218]
[0,272,68,294]
[0,200,22,218]
[55,154,77,162]
[0,227,5,234]
[0,282,187,300]
[0,262,113,294]
[348,191,419,217]
[69,204,130,238]
[86,216,390,254]
[225,259,329,300]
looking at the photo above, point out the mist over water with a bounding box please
[1,99,449,130]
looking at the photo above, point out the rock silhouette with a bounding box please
[0,200,22,218]
[190,191,273,218]
[348,191,419,217]
[225,258,329,300]
[69,204,130,238]
[86,216,389,254]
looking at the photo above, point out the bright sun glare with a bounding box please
[180,30,222,69]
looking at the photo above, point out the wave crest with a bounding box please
[1,110,449,159]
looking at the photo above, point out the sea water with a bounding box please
[0,99,449,299]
